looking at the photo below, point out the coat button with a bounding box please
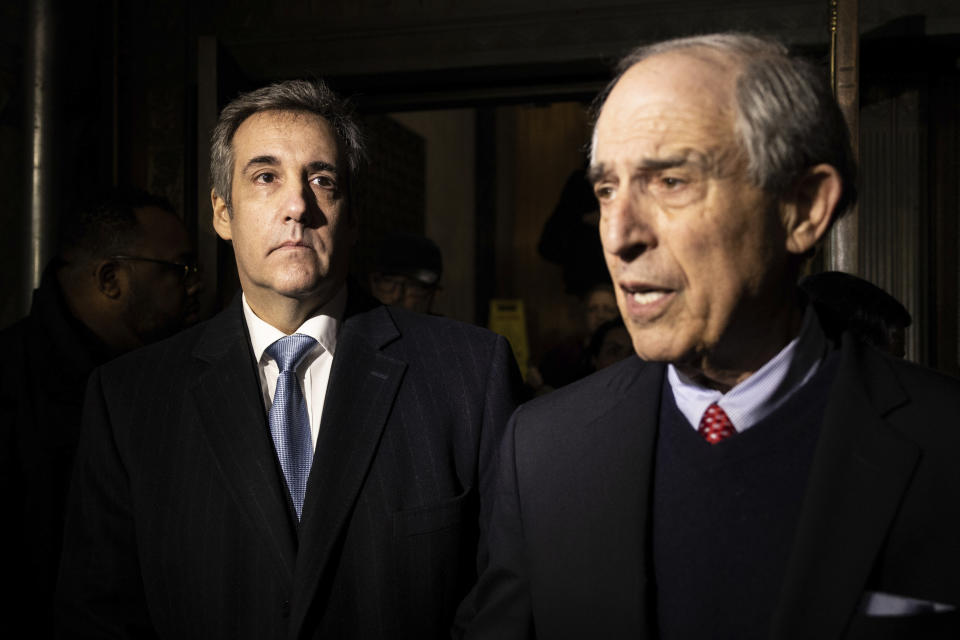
[281,600,290,618]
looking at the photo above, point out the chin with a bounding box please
[275,270,325,292]
[287,277,344,301]
[629,330,691,364]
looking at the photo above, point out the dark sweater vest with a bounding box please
[652,350,840,640]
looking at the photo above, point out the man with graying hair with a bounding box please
[456,33,960,639]
[57,79,521,639]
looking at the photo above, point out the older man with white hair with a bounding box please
[456,33,960,640]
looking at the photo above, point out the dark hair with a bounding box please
[371,231,443,286]
[591,32,858,223]
[210,79,365,211]
[58,188,175,264]
[801,271,911,349]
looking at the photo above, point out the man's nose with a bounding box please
[185,275,204,296]
[600,192,656,258]
[281,181,310,221]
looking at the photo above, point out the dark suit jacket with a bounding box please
[0,264,116,638]
[457,333,960,639]
[56,289,521,639]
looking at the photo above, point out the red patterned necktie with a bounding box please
[698,403,736,444]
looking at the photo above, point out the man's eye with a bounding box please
[660,176,686,189]
[594,185,615,201]
[312,175,335,189]
[254,173,276,184]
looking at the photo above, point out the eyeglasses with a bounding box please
[111,255,200,282]
[370,274,437,300]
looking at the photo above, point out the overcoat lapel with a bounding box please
[190,297,298,580]
[771,337,920,639]
[290,301,405,637]
[535,358,662,637]
[586,360,662,635]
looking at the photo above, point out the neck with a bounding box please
[245,285,342,335]
[676,293,805,393]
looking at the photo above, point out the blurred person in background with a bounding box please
[368,230,443,314]
[587,317,633,371]
[801,270,912,358]
[0,188,201,638]
[530,282,619,395]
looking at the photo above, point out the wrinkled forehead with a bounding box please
[592,50,741,166]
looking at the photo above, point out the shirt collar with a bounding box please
[242,285,347,364]
[667,304,828,433]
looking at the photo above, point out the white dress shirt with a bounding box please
[242,287,347,452]
[668,306,829,434]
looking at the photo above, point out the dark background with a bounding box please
[1,0,957,375]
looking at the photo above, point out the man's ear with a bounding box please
[94,260,125,299]
[211,188,233,241]
[781,163,843,255]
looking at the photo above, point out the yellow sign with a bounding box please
[488,299,530,380]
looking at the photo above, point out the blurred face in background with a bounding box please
[584,286,619,335]
[369,272,438,314]
[122,206,202,345]
[593,324,634,370]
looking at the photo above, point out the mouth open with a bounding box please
[621,283,675,316]
[628,290,669,305]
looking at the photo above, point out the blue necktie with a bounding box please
[266,334,318,520]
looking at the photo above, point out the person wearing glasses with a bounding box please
[0,188,202,638]
[56,80,521,639]
[368,231,443,314]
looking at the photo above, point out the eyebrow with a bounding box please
[241,156,339,176]
[638,154,692,170]
[306,161,338,175]
[588,152,706,182]
[586,164,606,185]
[243,155,279,173]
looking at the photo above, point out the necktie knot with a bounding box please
[698,403,736,444]
[266,334,317,372]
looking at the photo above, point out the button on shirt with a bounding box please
[668,306,829,435]
[242,287,346,452]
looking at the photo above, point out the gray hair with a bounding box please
[210,79,365,212]
[592,33,857,219]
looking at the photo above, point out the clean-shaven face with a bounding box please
[590,50,792,371]
[215,109,355,311]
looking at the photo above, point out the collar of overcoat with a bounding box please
[769,332,918,639]
[549,328,919,639]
